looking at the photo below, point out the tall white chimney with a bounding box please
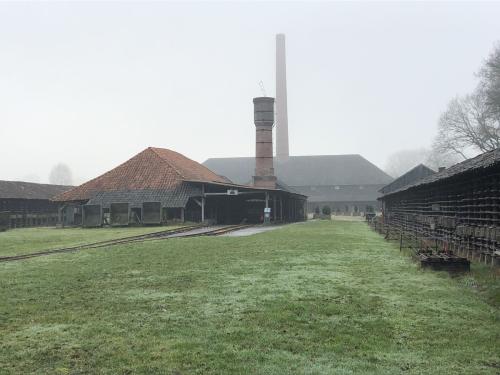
[276,33,289,160]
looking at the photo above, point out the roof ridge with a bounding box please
[205,154,363,160]
[0,180,72,187]
[151,147,225,183]
[52,147,181,201]
[380,148,499,196]
[148,147,186,180]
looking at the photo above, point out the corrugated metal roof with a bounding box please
[203,155,393,186]
[0,180,72,200]
[275,180,305,196]
[380,148,500,197]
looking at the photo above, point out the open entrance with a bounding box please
[110,203,129,226]
[82,205,102,227]
[142,202,161,225]
[130,207,142,225]
[203,194,267,224]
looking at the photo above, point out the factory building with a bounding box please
[204,155,392,215]
[52,98,306,227]
[204,34,393,215]
[0,180,71,229]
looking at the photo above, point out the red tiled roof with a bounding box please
[53,147,228,202]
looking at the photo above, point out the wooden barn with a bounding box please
[378,149,500,267]
[52,147,306,227]
[0,180,72,229]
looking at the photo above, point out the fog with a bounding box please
[1,1,499,184]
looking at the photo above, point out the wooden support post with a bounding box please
[280,197,283,222]
[273,195,277,222]
[485,253,492,265]
[59,206,63,228]
[201,184,205,223]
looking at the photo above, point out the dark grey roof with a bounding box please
[379,164,436,195]
[203,155,393,186]
[86,183,201,208]
[0,180,72,200]
[275,180,305,196]
[85,179,306,208]
[292,184,385,203]
[381,148,500,197]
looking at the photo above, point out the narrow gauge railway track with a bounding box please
[0,224,201,263]
[0,224,252,263]
[176,224,252,238]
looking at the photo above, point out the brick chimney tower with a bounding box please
[253,97,277,189]
[276,33,289,160]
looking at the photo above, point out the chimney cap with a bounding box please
[253,97,274,103]
[253,97,274,127]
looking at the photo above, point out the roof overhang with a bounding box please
[184,179,308,199]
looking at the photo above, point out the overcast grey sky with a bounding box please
[1,1,499,184]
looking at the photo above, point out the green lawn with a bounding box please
[0,225,185,257]
[0,221,498,374]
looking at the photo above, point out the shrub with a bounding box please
[322,205,331,216]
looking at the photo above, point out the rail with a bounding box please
[0,224,253,263]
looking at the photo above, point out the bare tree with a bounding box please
[384,148,429,178]
[385,148,461,178]
[478,42,500,117]
[433,90,500,158]
[49,163,73,185]
[424,147,462,171]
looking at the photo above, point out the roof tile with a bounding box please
[53,147,227,202]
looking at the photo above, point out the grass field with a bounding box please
[0,221,499,374]
[0,225,186,257]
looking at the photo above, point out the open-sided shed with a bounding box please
[378,149,500,267]
[0,180,72,228]
[52,147,306,226]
